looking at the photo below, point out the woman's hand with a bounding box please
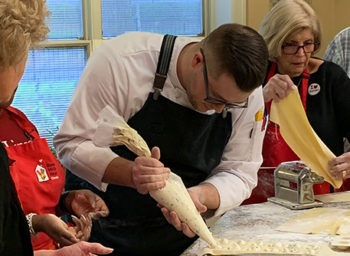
[263,74,295,102]
[32,214,79,246]
[34,241,113,256]
[66,190,109,219]
[329,152,350,179]
[132,147,170,194]
[71,215,92,242]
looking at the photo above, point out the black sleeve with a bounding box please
[0,144,33,256]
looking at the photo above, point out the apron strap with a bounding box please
[153,34,177,100]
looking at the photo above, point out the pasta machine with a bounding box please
[268,161,324,209]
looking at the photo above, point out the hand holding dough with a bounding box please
[270,86,342,188]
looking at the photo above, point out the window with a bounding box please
[12,0,204,147]
[46,0,83,40]
[14,48,87,142]
[101,0,203,38]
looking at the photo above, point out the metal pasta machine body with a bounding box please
[268,161,324,209]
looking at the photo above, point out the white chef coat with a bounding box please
[53,32,266,217]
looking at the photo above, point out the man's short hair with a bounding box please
[202,23,269,92]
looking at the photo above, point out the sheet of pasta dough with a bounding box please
[276,208,350,235]
[315,191,350,203]
[270,86,342,188]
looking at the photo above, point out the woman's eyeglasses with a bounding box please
[282,42,320,55]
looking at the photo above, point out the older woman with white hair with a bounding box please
[244,0,350,204]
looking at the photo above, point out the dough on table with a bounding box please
[277,208,350,235]
[315,191,350,203]
[270,86,342,188]
[197,238,350,255]
[197,238,321,255]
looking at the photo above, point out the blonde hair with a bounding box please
[259,0,321,61]
[0,0,49,68]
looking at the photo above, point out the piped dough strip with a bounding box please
[270,85,342,188]
[198,238,350,256]
[198,238,321,255]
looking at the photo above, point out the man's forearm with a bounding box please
[191,183,220,210]
[102,157,135,188]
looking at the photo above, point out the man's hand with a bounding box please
[66,189,109,219]
[132,146,170,194]
[329,152,350,179]
[158,185,208,238]
[263,74,295,102]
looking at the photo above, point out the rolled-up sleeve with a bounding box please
[203,86,266,217]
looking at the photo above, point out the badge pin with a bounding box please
[308,83,321,96]
[35,165,49,182]
[255,109,263,121]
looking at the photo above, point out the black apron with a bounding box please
[66,35,232,256]
[0,144,33,256]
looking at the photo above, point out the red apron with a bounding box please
[243,63,330,204]
[4,107,65,250]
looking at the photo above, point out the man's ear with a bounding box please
[191,51,204,68]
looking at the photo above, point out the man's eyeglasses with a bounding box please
[282,42,319,55]
[200,48,248,109]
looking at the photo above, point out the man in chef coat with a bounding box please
[54,23,269,256]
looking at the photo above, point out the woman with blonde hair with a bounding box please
[244,0,350,204]
[0,0,112,255]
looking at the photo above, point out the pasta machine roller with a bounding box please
[268,161,324,209]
